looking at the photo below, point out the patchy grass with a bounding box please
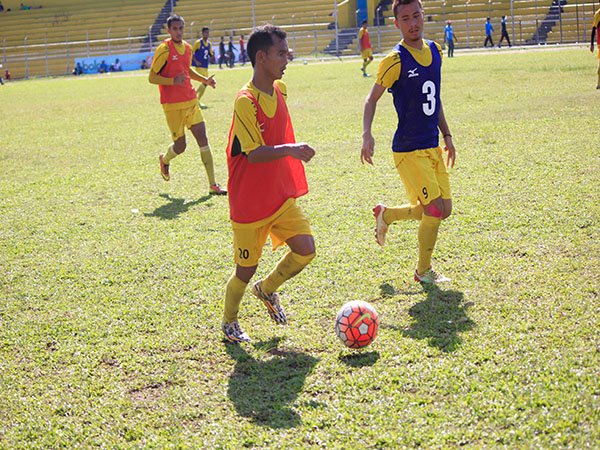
[0,47,598,448]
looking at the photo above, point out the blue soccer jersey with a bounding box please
[192,39,212,68]
[389,40,441,153]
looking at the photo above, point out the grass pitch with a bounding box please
[0,47,598,448]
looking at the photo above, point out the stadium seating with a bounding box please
[0,0,597,79]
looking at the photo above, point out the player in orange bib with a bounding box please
[222,25,316,343]
[591,7,600,89]
[358,20,374,77]
[148,14,226,195]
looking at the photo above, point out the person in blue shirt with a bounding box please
[444,20,457,57]
[484,17,495,47]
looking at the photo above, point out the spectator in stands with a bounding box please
[591,7,600,89]
[72,62,83,76]
[141,59,149,70]
[0,2,4,13]
[192,27,214,105]
[5,68,11,80]
[498,15,512,47]
[484,17,494,48]
[444,20,457,57]
[218,36,226,69]
[227,37,236,68]
[239,35,247,65]
[358,20,374,76]
[148,14,226,195]
[112,58,122,71]
[0,64,3,85]
[99,60,108,73]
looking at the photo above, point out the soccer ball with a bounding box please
[335,300,379,349]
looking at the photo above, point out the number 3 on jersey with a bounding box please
[422,80,436,116]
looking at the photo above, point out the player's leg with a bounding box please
[159,109,187,181]
[596,57,600,89]
[223,224,269,342]
[189,110,226,195]
[253,204,315,324]
[414,148,452,283]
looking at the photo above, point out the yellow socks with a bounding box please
[383,204,423,224]
[223,274,248,323]
[261,251,316,294]
[199,145,216,185]
[417,215,441,275]
[162,143,178,164]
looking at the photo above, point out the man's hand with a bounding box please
[204,74,216,88]
[361,133,375,165]
[443,135,456,168]
[287,143,315,162]
[173,72,186,85]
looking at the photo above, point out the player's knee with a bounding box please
[292,251,316,268]
[174,142,186,154]
[442,206,452,220]
[423,201,443,219]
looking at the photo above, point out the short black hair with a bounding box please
[362,20,367,25]
[247,24,287,67]
[202,27,209,33]
[392,0,423,18]
[167,14,184,28]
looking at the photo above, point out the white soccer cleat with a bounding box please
[373,203,388,247]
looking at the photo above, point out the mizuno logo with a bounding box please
[408,68,419,78]
[172,55,178,60]
[352,312,372,327]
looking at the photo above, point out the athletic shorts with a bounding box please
[361,48,373,60]
[232,201,312,267]
[393,146,451,206]
[163,102,204,141]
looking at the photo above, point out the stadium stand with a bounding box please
[1,0,598,79]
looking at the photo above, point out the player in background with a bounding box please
[149,15,226,195]
[361,0,456,285]
[222,24,316,343]
[444,20,457,57]
[192,27,215,106]
[498,15,512,47]
[358,20,374,77]
[590,7,600,89]
[484,17,495,48]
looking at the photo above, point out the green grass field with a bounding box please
[1,47,598,448]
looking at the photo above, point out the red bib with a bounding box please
[226,84,308,223]
[158,39,197,104]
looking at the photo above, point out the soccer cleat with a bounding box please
[252,281,287,325]
[222,321,251,343]
[159,154,170,181]
[414,268,451,284]
[209,183,227,195]
[373,203,388,247]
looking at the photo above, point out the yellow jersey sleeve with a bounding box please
[376,51,401,89]
[151,42,170,74]
[358,28,365,40]
[594,9,600,27]
[192,40,200,53]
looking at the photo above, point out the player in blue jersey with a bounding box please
[361,0,456,285]
[192,27,215,105]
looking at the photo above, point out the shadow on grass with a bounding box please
[402,284,474,352]
[339,351,380,367]
[144,193,211,220]
[225,337,319,429]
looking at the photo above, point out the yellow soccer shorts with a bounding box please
[164,102,204,141]
[232,202,313,267]
[393,146,451,206]
[361,48,373,60]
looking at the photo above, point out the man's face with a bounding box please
[261,36,289,80]
[202,29,209,40]
[168,20,185,43]
[394,2,424,43]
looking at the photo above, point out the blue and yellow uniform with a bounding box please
[376,39,450,206]
[192,38,214,100]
